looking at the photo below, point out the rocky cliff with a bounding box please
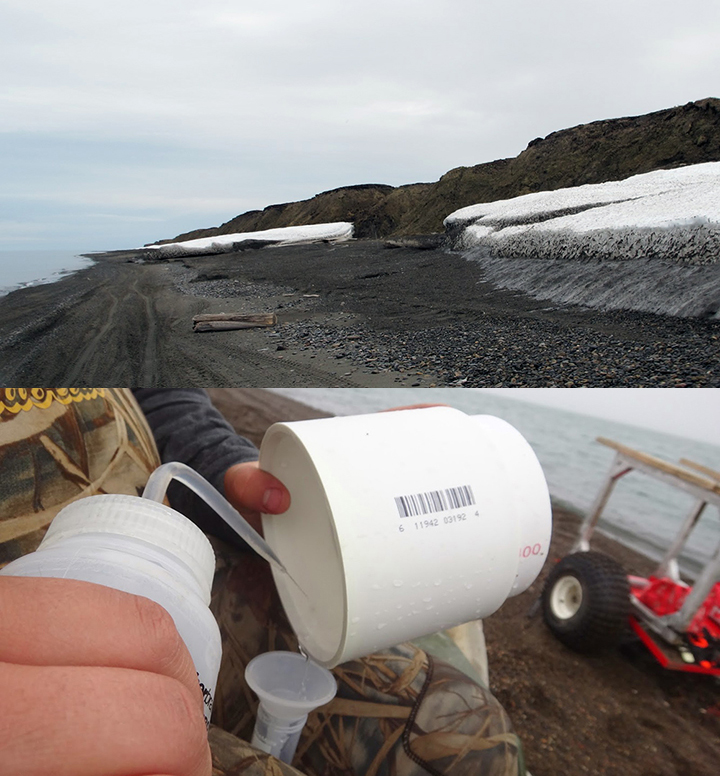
[167,98,720,242]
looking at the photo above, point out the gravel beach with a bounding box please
[210,388,720,776]
[0,239,718,386]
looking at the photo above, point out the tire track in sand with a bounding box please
[64,286,121,384]
[64,276,159,385]
[135,277,158,386]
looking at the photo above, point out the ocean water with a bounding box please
[269,388,720,579]
[0,250,94,295]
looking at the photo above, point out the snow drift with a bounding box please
[143,222,354,258]
[444,163,720,318]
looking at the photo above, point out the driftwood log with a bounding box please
[192,312,277,333]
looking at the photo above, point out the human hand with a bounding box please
[224,460,291,534]
[0,575,211,776]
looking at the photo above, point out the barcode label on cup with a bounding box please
[394,485,476,518]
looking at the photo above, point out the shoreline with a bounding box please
[1,240,718,386]
[0,250,96,297]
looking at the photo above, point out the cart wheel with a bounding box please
[542,551,630,652]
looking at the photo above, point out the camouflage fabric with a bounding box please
[209,539,523,776]
[209,726,306,776]
[0,388,161,568]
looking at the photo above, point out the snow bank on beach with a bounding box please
[444,163,720,318]
[445,162,720,264]
[144,222,354,257]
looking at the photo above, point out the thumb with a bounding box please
[224,461,291,517]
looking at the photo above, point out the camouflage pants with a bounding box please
[208,539,523,776]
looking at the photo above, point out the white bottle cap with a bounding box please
[39,494,216,603]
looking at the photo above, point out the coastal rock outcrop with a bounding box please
[159,98,720,243]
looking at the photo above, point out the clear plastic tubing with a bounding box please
[142,461,288,575]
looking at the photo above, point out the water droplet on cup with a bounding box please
[376,622,387,630]
[393,579,404,588]
[434,579,442,586]
[351,616,361,624]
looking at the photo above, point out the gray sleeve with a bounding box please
[132,388,259,545]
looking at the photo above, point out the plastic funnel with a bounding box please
[245,651,337,763]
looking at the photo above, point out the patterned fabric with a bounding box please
[210,726,306,776]
[209,539,523,776]
[0,388,161,568]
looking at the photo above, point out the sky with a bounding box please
[482,388,720,447]
[2,0,719,252]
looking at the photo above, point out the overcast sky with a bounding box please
[2,0,719,251]
[482,388,720,447]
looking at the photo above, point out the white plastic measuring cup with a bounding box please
[259,406,552,667]
[245,651,337,763]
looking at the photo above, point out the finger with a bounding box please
[224,461,291,516]
[0,576,202,708]
[0,662,211,776]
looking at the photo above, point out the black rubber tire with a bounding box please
[541,551,630,652]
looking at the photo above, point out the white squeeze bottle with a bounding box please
[0,493,222,726]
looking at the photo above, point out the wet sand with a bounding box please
[212,388,720,776]
[0,240,718,386]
